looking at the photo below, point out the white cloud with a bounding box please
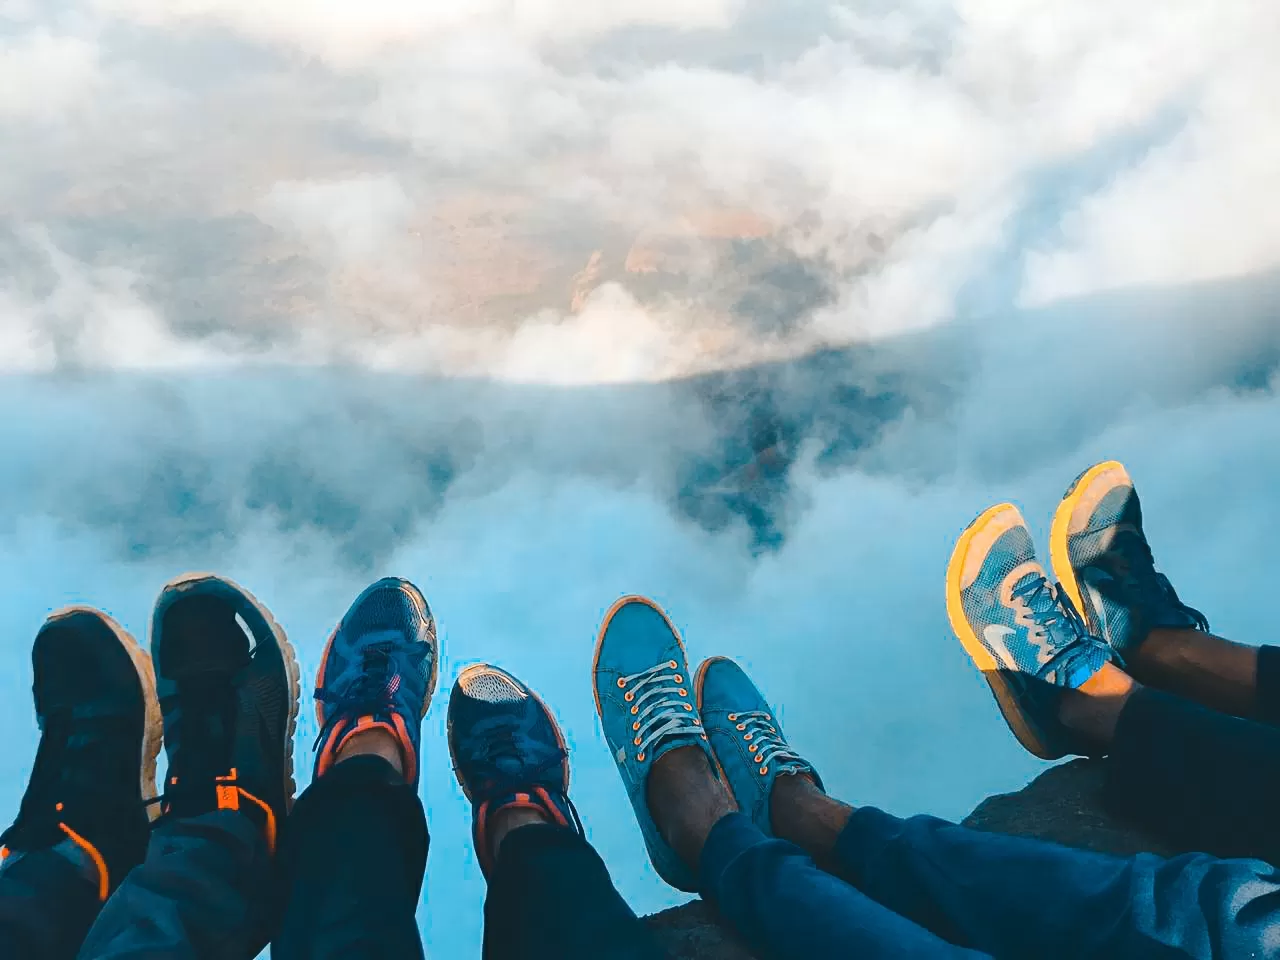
[0,31,102,121]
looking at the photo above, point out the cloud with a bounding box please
[0,31,102,122]
[2,0,1280,955]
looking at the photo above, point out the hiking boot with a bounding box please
[152,574,299,851]
[0,608,161,900]
[448,664,581,875]
[314,578,437,787]
[946,503,1110,759]
[1050,460,1209,666]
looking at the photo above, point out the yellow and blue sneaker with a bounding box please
[314,578,438,788]
[946,504,1111,759]
[694,657,820,837]
[447,664,583,876]
[1051,460,1209,666]
[593,596,715,892]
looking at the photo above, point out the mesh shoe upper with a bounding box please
[960,522,1108,688]
[0,609,158,900]
[447,665,580,875]
[314,578,437,788]
[948,504,1110,760]
[151,575,298,848]
[1053,461,1209,665]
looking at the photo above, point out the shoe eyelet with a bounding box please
[748,743,757,753]
[633,737,642,746]
[674,674,684,684]
[617,678,627,689]
[744,733,753,741]
[764,714,772,721]
[631,705,639,715]
[700,734,707,740]
[632,721,640,731]
[727,714,737,722]
[678,688,688,697]
[736,723,746,731]
[683,703,693,712]
[637,752,646,762]
[668,660,678,669]
[759,766,768,776]
[624,691,634,702]
[693,718,701,726]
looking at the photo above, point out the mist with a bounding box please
[3,0,1279,954]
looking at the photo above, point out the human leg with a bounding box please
[595,597,984,959]
[448,663,669,960]
[76,573,297,959]
[0,607,158,959]
[274,577,437,960]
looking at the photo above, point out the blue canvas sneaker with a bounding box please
[593,596,716,892]
[694,657,820,837]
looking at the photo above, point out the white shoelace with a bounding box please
[617,660,702,761]
[728,710,805,776]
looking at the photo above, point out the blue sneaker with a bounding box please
[447,664,582,876]
[593,596,715,892]
[946,504,1111,759]
[1051,460,1209,666]
[314,578,438,788]
[694,657,820,837]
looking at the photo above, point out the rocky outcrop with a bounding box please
[644,759,1172,958]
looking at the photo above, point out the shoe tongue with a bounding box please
[1036,639,1108,689]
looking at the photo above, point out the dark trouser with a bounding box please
[483,824,669,960]
[0,844,101,959]
[831,807,1280,959]
[701,812,987,959]
[1104,645,1280,862]
[52,753,664,960]
[77,811,275,959]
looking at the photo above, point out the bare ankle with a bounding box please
[770,773,852,861]
[489,806,551,860]
[1057,662,1138,747]
[646,746,737,870]
[335,728,404,777]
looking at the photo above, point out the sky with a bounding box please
[3,0,1280,954]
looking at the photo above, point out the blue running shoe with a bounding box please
[447,664,582,876]
[151,574,299,851]
[593,596,715,892]
[946,504,1111,759]
[694,657,820,837]
[1050,460,1209,666]
[314,578,437,788]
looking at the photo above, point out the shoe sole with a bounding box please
[1049,459,1128,634]
[46,606,164,821]
[155,573,301,812]
[945,503,1057,760]
[315,577,439,733]
[447,664,571,802]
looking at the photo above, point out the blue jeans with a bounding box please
[701,813,986,958]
